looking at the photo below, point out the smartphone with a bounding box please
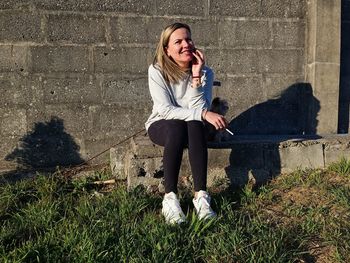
[192,47,198,64]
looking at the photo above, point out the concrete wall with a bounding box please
[0,0,338,171]
[306,0,341,134]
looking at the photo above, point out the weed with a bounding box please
[328,157,350,176]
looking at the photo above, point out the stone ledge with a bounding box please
[110,134,350,192]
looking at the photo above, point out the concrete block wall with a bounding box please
[0,0,310,171]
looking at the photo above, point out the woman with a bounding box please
[145,22,228,224]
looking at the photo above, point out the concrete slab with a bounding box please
[114,134,350,191]
[279,143,324,173]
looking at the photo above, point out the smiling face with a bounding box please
[165,27,195,69]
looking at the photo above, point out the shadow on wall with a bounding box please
[5,117,84,172]
[224,83,321,188]
[338,0,350,133]
[229,83,320,135]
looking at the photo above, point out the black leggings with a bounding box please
[148,119,208,193]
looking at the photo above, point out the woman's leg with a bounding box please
[148,119,188,193]
[187,121,216,220]
[187,121,208,192]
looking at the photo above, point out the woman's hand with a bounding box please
[203,111,228,130]
[192,49,205,76]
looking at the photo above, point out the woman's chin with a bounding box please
[174,60,192,69]
[181,57,193,64]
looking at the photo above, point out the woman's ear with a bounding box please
[165,47,169,57]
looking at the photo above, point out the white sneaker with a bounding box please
[162,192,186,224]
[193,190,217,220]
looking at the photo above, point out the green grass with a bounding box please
[1,159,350,262]
[328,157,350,176]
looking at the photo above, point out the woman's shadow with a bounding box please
[225,83,321,188]
[3,117,84,182]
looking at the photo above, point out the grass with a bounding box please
[1,159,350,263]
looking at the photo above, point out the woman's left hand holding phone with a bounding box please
[191,49,205,88]
[191,49,205,76]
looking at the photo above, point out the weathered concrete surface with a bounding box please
[111,134,350,192]
[306,0,341,134]
[279,143,324,172]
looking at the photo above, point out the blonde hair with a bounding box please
[153,23,192,83]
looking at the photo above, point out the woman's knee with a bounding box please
[187,120,205,130]
[165,120,188,145]
[187,121,206,137]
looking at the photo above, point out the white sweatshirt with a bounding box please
[145,63,214,130]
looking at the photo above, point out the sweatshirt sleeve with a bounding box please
[187,66,214,110]
[148,65,203,121]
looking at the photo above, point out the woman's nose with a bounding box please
[182,40,191,48]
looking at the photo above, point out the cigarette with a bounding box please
[225,128,234,135]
